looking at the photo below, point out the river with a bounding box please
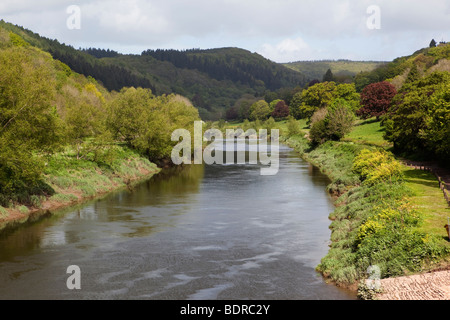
[0,143,356,299]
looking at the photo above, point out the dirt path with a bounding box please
[377,270,450,300]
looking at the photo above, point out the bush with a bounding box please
[309,100,355,145]
[352,149,403,185]
[286,116,300,137]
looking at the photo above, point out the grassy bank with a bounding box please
[0,145,160,230]
[283,131,450,292]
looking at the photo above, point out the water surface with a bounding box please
[0,144,356,299]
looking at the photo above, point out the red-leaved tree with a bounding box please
[357,81,397,119]
[271,100,290,119]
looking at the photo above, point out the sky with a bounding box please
[0,0,449,63]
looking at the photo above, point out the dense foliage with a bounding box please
[0,29,199,207]
[271,100,290,119]
[108,88,199,161]
[142,48,306,92]
[309,99,355,145]
[357,81,397,119]
[290,82,360,120]
[383,71,450,163]
[352,149,403,185]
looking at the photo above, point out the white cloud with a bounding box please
[260,37,313,63]
[0,0,448,61]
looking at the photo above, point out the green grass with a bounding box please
[403,168,450,241]
[43,146,159,203]
[343,118,392,148]
[0,145,160,217]
[49,193,78,203]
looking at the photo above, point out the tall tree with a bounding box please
[271,100,290,119]
[357,81,397,119]
[0,46,63,195]
[249,100,271,121]
[322,68,335,82]
[429,39,437,48]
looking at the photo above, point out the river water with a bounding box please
[0,143,356,299]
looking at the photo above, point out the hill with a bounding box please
[101,47,308,119]
[284,60,387,83]
[0,20,308,120]
[354,42,450,91]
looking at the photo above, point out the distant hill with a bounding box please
[353,42,450,91]
[0,20,155,94]
[284,60,387,83]
[0,21,308,120]
[103,47,308,119]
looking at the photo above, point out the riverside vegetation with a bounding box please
[0,27,200,228]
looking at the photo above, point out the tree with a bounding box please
[107,88,199,162]
[107,87,153,146]
[426,82,450,161]
[225,106,239,120]
[249,100,271,121]
[405,64,419,83]
[384,71,450,161]
[323,68,335,82]
[271,100,290,119]
[334,83,361,113]
[357,81,397,119]
[289,91,303,119]
[0,47,63,196]
[429,39,437,48]
[64,83,109,159]
[309,99,355,145]
[269,99,282,112]
[298,81,337,120]
[264,90,278,104]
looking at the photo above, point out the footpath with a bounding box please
[377,270,450,300]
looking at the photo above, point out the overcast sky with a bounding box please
[0,0,449,63]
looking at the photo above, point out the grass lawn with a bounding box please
[343,118,392,148]
[403,168,450,243]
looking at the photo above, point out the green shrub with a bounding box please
[352,149,403,185]
[0,206,7,217]
[17,205,29,214]
[309,100,355,145]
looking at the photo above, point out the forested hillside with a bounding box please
[0,20,155,93]
[103,48,308,119]
[0,21,309,120]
